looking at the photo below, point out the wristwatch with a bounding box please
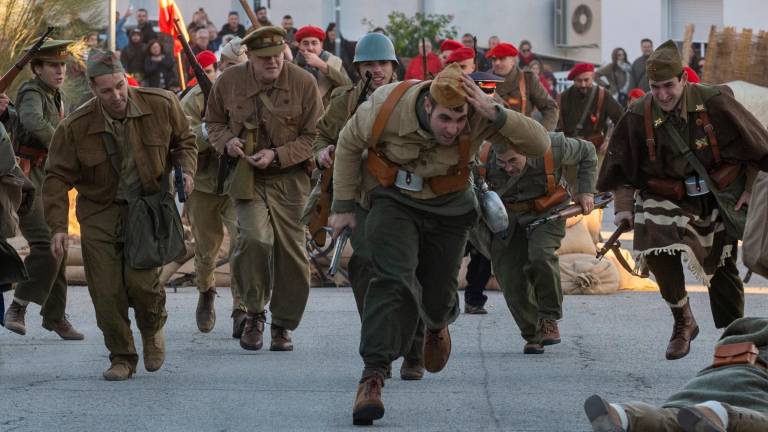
[269,148,281,168]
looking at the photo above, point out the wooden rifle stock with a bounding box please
[596,219,630,260]
[172,18,212,108]
[0,27,55,94]
[527,191,614,234]
[239,0,261,30]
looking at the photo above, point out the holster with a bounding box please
[429,169,469,195]
[366,151,398,188]
[712,342,762,368]
[709,162,742,190]
[646,177,685,201]
[532,185,569,213]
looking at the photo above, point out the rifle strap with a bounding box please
[610,245,649,278]
[644,95,657,161]
[697,111,721,165]
[543,146,556,196]
[593,86,605,129]
[368,80,420,153]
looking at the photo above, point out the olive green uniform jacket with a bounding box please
[495,65,559,131]
[557,84,623,139]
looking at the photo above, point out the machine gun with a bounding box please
[0,27,55,93]
[526,191,614,235]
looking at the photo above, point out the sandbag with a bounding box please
[583,208,603,243]
[65,266,87,285]
[66,245,84,266]
[556,219,597,256]
[559,253,620,295]
[743,171,768,278]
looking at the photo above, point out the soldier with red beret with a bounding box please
[439,39,463,66]
[294,25,351,106]
[445,47,476,74]
[487,42,559,131]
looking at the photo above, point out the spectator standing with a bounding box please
[518,39,541,69]
[255,6,272,26]
[130,8,156,44]
[193,28,212,54]
[404,38,442,80]
[629,38,653,92]
[143,39,178,90]
[595,47,632,106]
[528,59,555,99]
[187,8,212,35]
[282,15,297,48]
[461,33,489,72]
[207,24,220,52]
[219,11,246,41]
[115,8,131,51]
[121,29,146,81]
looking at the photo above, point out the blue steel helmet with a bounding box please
[353,32,398,64]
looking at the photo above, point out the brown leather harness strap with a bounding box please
[477,141,492,179]
[368,80,420,153]
[519,73,528,116]
[698,111,721,164]
[593,86,605,128]
[543,146,555,196]
[644,95,657,161]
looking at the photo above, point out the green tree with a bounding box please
[362,11,457,58]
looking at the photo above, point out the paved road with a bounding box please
[2,287,767,431]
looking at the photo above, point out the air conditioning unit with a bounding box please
[554,0,601,48]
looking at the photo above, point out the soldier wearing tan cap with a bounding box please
[43,51,197,380]
[328,63,550,425]
[4,39,84,341]
[206,26,323,353]
[181,39,248,337]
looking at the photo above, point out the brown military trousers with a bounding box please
[80,202,167,369]
[14,166,68,321]
[232,168,310,330]
[186,189,244,311]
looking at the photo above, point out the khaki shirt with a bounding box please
[180,85,218,194]
[43,87,197,234]
[15,76,65,150]
[206,61,323,199]
[332,81,551,212]
[496,66,559,131]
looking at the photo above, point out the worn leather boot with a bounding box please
[239,312,265,351]
[196,289,216,333]
[666,300,699,360]
[42,317,85,340]
[399,357,425,381]
[352,373,385,426]
[231,309,247,339]
[141,330,166,372]
[103,362,134,381]
[270,325,294,351]
[541,319,561,345]
[677,405,726,432]
[423,327,451,373]
[4,301,27,335]
[584,394,626,432]
[524,342,545,354]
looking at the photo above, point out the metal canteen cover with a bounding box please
[479,182,509,237]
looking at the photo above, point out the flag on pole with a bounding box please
[158,0,187,57]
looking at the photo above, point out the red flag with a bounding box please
[158,0,188,56]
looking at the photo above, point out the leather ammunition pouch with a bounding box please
[531,147,569,213]
[710,161,742,190]
[711,342,765,369]
[16,145,48,176]
[646,177,685,201]
[366,150,398,188]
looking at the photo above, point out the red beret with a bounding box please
[126,75,139,87]
[485,43,518,59]
[196,50,217,69]
[628,88,646,100]
[440,39,463,52]
[446,47,475,64]
[296,25,325,43]
[567,63,595,80]
[683,66,700,83]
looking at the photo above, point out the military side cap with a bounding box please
[430,63,467,108]
[86,50,125,79]
[25,39,73,63]
[242,26,286,56]
[646,39,683,82]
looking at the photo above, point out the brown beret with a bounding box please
[646,39,683,82]
[429,63,467,109]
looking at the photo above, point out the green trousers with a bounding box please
[14,166,67,321]
[80,203,166,369]
[491,218,565,344]
[645,251,744,328]
[186,189,244,311]
[232,169,310,330]
[348,204,424,362]
[360,196,476,373]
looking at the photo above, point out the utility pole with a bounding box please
[334,0,341,59]
[108,0,117,51]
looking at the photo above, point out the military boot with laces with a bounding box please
[352,372,385,426]
[270,325,293,351]
[540,319,561,345]
[666,299,699,360]
[4,301,27,335]
[42,316,85,340]
[196,288,216,333]
[423,327,451,373]
[240,312,265,351]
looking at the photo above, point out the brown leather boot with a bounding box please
[583,394,626,432]
[196,289,216,333]
[352,373,385,426]
[42,317,85,340]
[666,300,699,360]
[270,325,294,351]
[541,319,561,345]
[423,327,451,373]
[399,357,425,381]
[239,312,265,351]
[103,362,134,381]
[524,342,545,354]
[231,309,247,339]
[677,405,726,432]
[141,330,166,372]
[4,301,27,335]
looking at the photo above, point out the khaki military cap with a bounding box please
[25,39,73,63]
[220,37,247,63]
[430,63,467,108]
[646,39,683,82]
[86,50,125,79]
[242,26,286,56]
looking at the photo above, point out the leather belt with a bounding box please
[504,201,532,213]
